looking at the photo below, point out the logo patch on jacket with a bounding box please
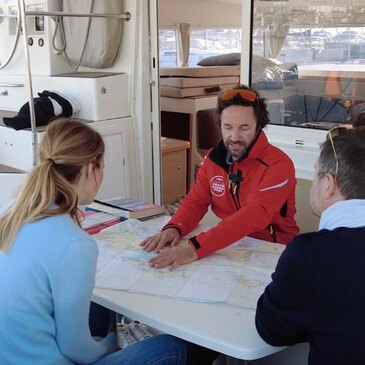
[210,176,225,196]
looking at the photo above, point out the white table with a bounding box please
[92,216,285,361]
[92,288,284,361]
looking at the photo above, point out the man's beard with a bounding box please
[224,139,249,160]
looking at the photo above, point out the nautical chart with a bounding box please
[94,219,284,309]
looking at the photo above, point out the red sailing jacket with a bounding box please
[164,131,299,259]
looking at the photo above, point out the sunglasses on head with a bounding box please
[220,89,257,103]
[325,126,349,181]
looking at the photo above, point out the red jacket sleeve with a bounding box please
[164,139,297,259]
[191,153,297,258]
[164,153,213,236]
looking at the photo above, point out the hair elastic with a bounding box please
[47,157,56,166]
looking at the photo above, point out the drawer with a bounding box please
[0,123,44,171]
[0,76,27,111]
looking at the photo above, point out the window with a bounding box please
[159,28,242,67]
[159,29,177,67]
[252,0,365,130]
[189,28,241,66]
[253,26,365,64]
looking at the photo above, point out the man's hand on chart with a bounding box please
[140,227,181,253]
[148,240,198,270]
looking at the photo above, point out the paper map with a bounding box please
[94,219,284,309]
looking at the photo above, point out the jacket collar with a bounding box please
[209,130,268,171]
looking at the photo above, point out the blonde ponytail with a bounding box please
[0,118,104,251]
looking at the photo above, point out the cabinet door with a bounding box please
[91,117,138,201]
[96,133,127,199]
[0,124,43,171]
[162,150,186,204]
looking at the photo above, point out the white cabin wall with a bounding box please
[158,0,241,28]
[128,0,161,204]
[76,0,156,203]
[0,0,157,205]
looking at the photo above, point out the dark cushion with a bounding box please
[197,53,299,91]
[197,53,241,66]
[3,90,73,131]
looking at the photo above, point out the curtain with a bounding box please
[176,23,190,67]
[62,0,124,69]
[263,18,289,59]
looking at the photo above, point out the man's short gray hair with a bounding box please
[318,126,365,199]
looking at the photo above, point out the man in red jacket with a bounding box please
[141,85,299,269]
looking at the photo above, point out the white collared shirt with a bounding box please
[319,199,365,231]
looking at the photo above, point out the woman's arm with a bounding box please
[52,237,116,363]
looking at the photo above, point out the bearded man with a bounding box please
[142,85,299,269]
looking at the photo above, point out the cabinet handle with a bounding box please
[0,83,23,87]
[177,165,181,170]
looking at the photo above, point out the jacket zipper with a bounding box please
[228,165,242,211]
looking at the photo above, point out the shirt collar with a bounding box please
[319,199,365,231]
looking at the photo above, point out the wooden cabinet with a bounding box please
[160,96,217,189]
[161,138,190,205]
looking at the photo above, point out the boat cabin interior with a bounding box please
[1,0,365,233]
[1,1,365,364]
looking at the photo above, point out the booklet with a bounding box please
[79,210,123,234]
[88,197,166,220]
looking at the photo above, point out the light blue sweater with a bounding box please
[0,213,116,365]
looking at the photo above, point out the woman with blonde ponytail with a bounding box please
[0,117,105,252]
[0,118,186,365]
